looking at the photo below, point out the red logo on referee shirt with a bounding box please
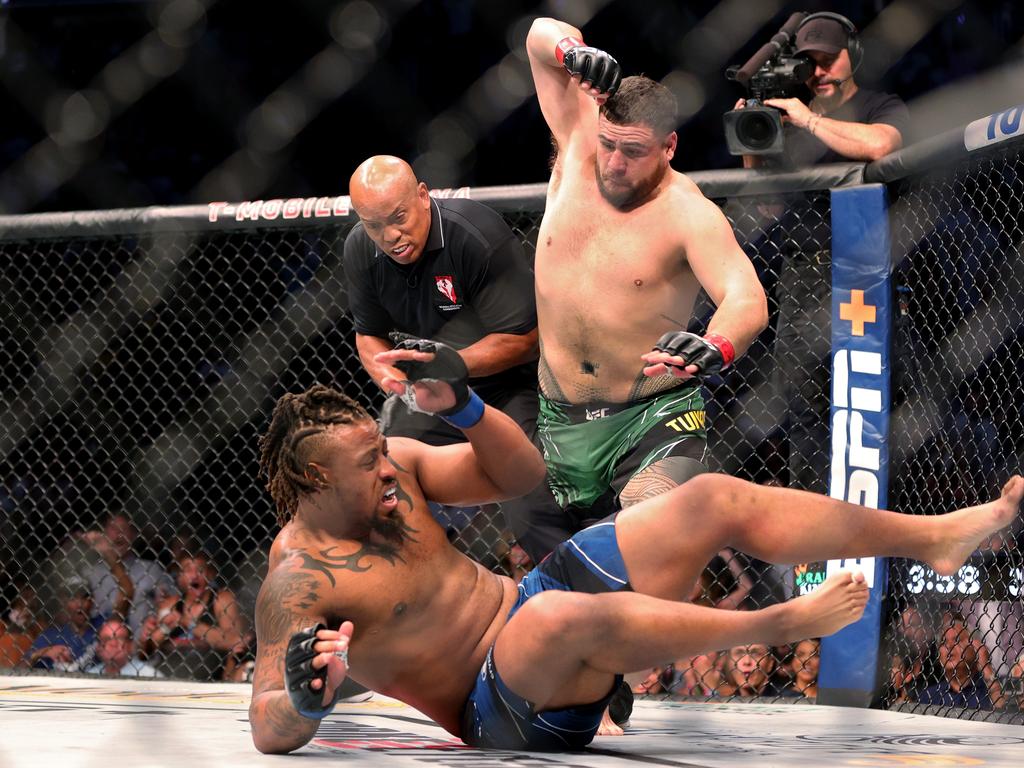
[435,276,457,304]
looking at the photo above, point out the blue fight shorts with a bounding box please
[460,517,632,751]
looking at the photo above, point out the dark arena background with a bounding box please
[1,1,1023,766]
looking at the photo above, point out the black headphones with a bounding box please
[797,11,862,71]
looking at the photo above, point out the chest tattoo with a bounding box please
[296,477,419,587]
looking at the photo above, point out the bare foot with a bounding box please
[596,706,624,736]
[777,571,869,643]
[927,475,1023,576]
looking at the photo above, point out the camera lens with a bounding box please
[738,111,778,150]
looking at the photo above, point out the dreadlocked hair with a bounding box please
[258,384,372,527]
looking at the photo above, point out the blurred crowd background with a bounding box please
[0,0,1022,214]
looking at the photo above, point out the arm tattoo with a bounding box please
[264,693,314,741]
[256,569,322,646]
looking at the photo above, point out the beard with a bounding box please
[371,508,404,538]
[594,161,664,210]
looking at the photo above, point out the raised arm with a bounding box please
[249,563,349,755]
[526,17,619,150]
[375,340,546,504]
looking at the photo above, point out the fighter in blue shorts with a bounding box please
[461,519,630,750]
[248,339,1016,757]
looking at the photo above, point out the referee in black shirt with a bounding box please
[344,155,567,562]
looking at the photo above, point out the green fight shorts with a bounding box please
[537,385,707,513]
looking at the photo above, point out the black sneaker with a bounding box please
[608,679,634,727]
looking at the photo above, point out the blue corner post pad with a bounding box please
[819,184,893,707]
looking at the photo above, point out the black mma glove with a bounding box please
[285,623,341,720]
[652,331,735,377]
[560,44,622,99]
[388,333,484,428]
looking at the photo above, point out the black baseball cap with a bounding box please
[794,18,850,55]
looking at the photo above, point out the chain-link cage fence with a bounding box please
[0,189,829,695]
[631,189,834,703]
[0,143,1021,721]
[880,137,1024,722]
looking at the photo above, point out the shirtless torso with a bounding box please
[254,436,518,736]
[537,157,710,403]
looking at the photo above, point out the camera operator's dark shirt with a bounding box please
[780,87,910,168]
[763,88,909,257]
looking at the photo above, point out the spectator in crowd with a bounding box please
[735,12,909,493]
[937,613,1005,709]
[782,637,820,699]
[343,154,564,563]
[21,577,102,671]
[85,618,162,678]
[919,626,993,709]
[499,541,534,585]
[886,652,920,704]
[670,651,724,698]
[143,550,248,680]
[630,656,723,698]
[0,585,43,668]
[85,511,175,635]
[955,499,1024,683]
[631,666,674,696]
[718,643,785,698]
[690,548,754,610]
[222,640,257,683]
[893,603,942,697]
[1008,651,1024,712]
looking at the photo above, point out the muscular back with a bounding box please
[536,143,706,404]
[253,448,517,736]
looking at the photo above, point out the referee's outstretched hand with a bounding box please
[374,334,468,415]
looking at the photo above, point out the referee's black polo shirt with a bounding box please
[343,196,538,397]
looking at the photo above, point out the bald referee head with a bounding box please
[349,155,433,266]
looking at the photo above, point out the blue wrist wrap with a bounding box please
[298,705,335,720]
[440,390,485,429]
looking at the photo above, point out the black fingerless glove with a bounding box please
[562,46,622,98]
[389,333,470,414]
[285,623,339,720]
[652,331,735,377]
[388,333,484,428]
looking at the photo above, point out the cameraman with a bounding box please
[736,14,910,493]
[736,14,909,168]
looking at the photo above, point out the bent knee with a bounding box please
[514,591,597,643]
[662,472,722,507]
